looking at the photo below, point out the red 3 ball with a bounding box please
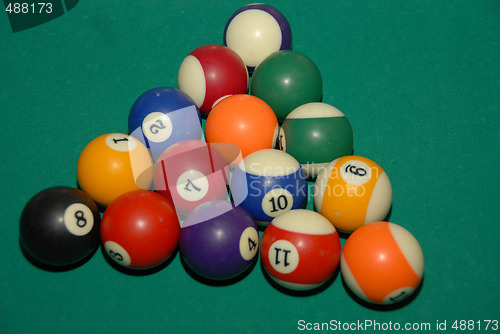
[100,190,180,270]
[177,44,249,114]
[260,209,341,291]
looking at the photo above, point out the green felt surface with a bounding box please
[1,1,499,333]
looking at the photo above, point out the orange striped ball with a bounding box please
[340,221,424,305]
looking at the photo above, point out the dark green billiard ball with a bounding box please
[20,186,101,267]
[279,102,354,178]
[250,50,322,121]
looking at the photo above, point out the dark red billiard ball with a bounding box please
[100,190,180,270]
[178,44,249,114]
[20,186,101,267]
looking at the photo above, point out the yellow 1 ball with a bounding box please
[77,133,154,207]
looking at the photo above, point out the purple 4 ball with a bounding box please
[179,200,259,281]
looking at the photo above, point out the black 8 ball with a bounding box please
[20,186,101,267]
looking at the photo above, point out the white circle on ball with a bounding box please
[104,241,132,267]
[142,112,173,143]
[239,227,259,261]
[63,203,94,236]
[268,239,299,274]
[261,188,294,217]
[105,133,137,152]
[176,170,209,202]
[340,160,372,186]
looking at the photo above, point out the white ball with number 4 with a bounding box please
[313,155,392,233]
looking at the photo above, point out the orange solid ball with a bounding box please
[205,94,278,164]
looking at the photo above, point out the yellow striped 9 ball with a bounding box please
[314,155,392,233]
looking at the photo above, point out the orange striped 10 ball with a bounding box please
[313,155,392,233]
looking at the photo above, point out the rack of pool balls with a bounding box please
[19,3,424,307]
